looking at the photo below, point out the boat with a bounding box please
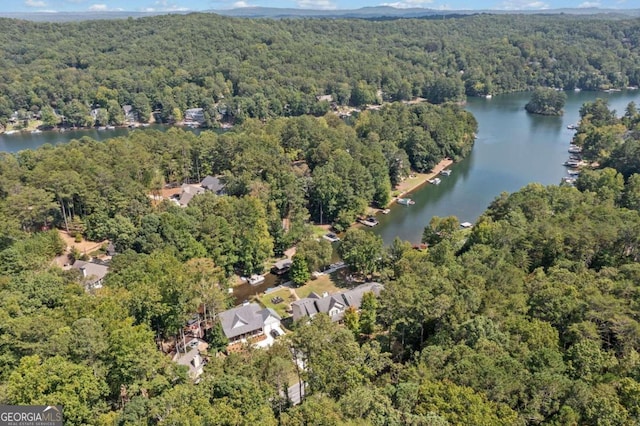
[574,88,582,92]
[381,209,391,214]
[4,130,17,135]
[460,222,473,229]
[568,145,583,154]
[98,126,106,131]
[428,178,442,185]
[440,169,452,176]
[31,129,42,134]
[397,198,415,206]
[358,216,379,227]
[485,94,492,99]
[567,169,581,176]
[105,125,115,130]
[247,274,265,286]
[567,124,577,130]
[563,160,580,167]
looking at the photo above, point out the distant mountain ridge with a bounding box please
[1,6,639,22]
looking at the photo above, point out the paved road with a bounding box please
[287,382,306,406]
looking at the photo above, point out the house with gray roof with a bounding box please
[175,183,205,207]
[291,282,383,323]
[200,175,226,195]
[72,260,109,290]
[218,302,283,347]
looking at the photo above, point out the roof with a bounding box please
[185,108,203,114]
[218,303,281,340]
[291,282,383,322]
[122,105,133,114]
[178,184,205,206]
[273,258,293,271]
[200,175,225,194]
[71,260,109,286]
[174,348,203,379]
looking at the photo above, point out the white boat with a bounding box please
[428,178,442,185]
[358,216,379,227]
[98,126,106,131]
[381,209,391,214]
[247,274,265,286]
[106,125,115,130]
[397,198,415,206]
[4,130,17,135]
[485,94,492,99]
[31,129,42,134]
[440,169,452,176]
[568,145,582,154]
[460,222,473,229]
[567,124,577,130]
[567,169,581,176]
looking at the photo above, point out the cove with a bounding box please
[371,90,640,245]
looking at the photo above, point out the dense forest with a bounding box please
[2,9,640,425]
[0,13,640,127]
[0,99,639,424]
[0,103,476,274]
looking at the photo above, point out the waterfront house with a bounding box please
[122,105,137,123]
[218,302,283,348]
[185,108,205,124]
[291,282,383,322]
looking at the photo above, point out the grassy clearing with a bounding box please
[296,274,341,298]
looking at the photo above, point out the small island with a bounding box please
[525,87,567,116]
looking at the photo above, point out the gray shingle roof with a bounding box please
[200,175,225,194]
[219,303,281,340]
[72,260,109,287]
[291,282,383,322]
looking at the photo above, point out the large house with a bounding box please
[218,302,283,348]
[291,282,383,323]
[173,176,226,207]
[71,260,109,290]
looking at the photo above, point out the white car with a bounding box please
[323,233,340,243]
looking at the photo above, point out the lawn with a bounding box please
[295,273,341,299]
[257,288,295,318]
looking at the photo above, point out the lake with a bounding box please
[0,124,205,153]
[371,90,640,244]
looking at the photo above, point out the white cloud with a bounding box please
[578,1,600,7]
[495,0,549,9]
[25,0,47,7]
[233,1,255,7]
[381,0,434,8]
[151,0,190,11]
[296,0,336,9]
[88,3,107,11]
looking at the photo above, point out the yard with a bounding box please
[295,273,342,299]
[257,288,296,318]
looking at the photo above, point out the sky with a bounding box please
[1,0,633,13]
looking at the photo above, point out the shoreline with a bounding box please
[387,157,454,207]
